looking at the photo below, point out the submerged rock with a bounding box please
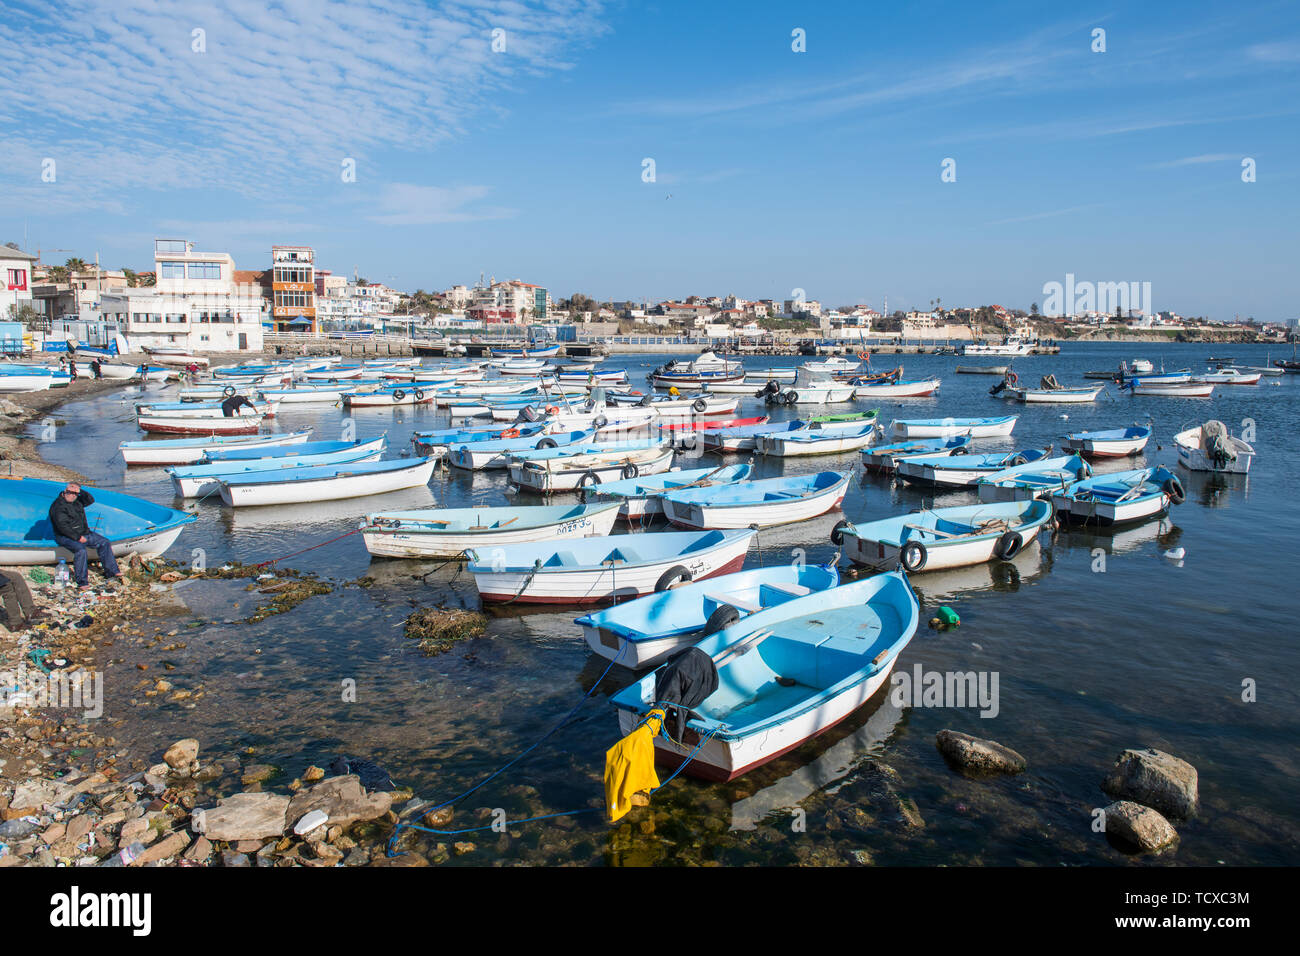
[192,792,290,842]
[286,775,392,830]
[163,738,199,771]
[1102,800,1179,853]
[935,730,1027,776]
[1101,748,1198,819]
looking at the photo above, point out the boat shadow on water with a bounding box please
[1049,516,1182,557]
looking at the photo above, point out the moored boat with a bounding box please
[119,430,313,466]
[1061,425,1151,458]
[1050,466,1183,526]
[218,457,437,507]
[168,443,385,498]
[583,464,752,519]
[360,502,623,558]
[1172,421,1255,474]
[860,435,972,473]
[662,471,850,529]
[896,447,1052,488]
[975,455,1092,502]
[754,422,882,458]
[891,415,1017,439]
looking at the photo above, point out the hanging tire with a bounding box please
[620,463,640,480]
[391,389,406,402]
[1009,454,1028,466]
[655,565,693,592]
[993,530,1023,561]
[222,385,236,397]
[783,390,799,405]
[702,603,740,635]
[1164,476,1186,505]
[692,397,707,413]
[830,518,851,546]
[578,470,601,489]
[536,437,558,449]
[413,389,425,401]
[900,540,927,572]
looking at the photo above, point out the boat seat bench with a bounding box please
[705,593,761,614]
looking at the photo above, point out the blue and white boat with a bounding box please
[609,572,919,780]
[860,435,972,472]
[0,478,196,565]
[204,434,386,462]
[119,430,313,466]
[411,422,548,457]
[448,429,595,470]
[834,499,1053,572]
[578,564,840,668]
[976,455,1092,502]
[465,528,756,605]
[582,463,751,519]
[168,440,387,497]
[1061,425,1152,458]
[662,471,851,530]
[508,439,675,492]
[219,457,437,508]
[896,447,1053,488]
[360,502,624,558]
[891,415,1018,439]
[1050,466,1184,526]
[754,422,881,458]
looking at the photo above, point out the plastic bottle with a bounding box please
[99,842,145,867]
[55,559,70,590]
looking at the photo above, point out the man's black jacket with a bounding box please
[48,489,94,540]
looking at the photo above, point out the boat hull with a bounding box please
[219,459,436,507]
[361,506,622,558]
[663,474,849,529]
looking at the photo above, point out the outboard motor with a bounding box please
[517,405,540,423]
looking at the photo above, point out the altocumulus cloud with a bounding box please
[0,0,607,211]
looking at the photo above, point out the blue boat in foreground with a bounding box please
[896,447,1053,488]
[1050,466,1183,527]
[0,478,195,565]
[204,434,388,462]
[578,564,840,668]
[609,572,919,780]
[976,455,1092,502]
[861,435,972,472]
[582,463,751,518]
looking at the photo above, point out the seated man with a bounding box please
[48,482,121,588]
[0,570,47,629]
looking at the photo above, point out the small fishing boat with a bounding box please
[219,457,437,507]
[508,443,675,493]
[860,435,972,473]
[606,392,738,416]
[1190,368,1261,386]
[659,415,768,435]
[493,359,550,375]
[0,368,59,392]
[360,502,624,558]
[411,422,548,457]
[756,369,856,405]
[135,399,276,419]
[1050,466,1184,526]
[851,377,942,399]
[256,385,357,404]
[956,364,1009,375]
[891,415,1018,439]
[1121,380,1215,398]
[754,422,882,458]
[1061,425,1151,458]
[583,464,752,519]
[608,572,919,781]
[896,447,1053,488]
[1172,421,1255,474]
[999,379,1105,403]
[959,336,1035,356]
[834,499,1053,572]
[136,415,262,436]
[205,435,385,462]
[649,354,746,388]
[700,412,876,453]
[119,430,313,466]
[662,471,850,529]
[168,443,386,497]
[141,346,208,367]
[975,455,1092,502]
[465,528,756,605]
[447,430,594,471]
[579,564,841,668]
[538,405,658,434]
[490,345,560,359]
[0,477,196,564]
[344,386,437,407]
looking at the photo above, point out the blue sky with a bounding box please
[2,0,1297,319]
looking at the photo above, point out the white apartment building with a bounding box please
[1,246,37,317]
[96,239,266,353]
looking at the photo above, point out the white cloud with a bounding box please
[368,183,516,224]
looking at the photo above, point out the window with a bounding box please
[159,261,185,279]
[6,268,27,291]
[187,262,221,279]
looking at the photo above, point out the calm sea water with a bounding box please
[32,343,1300,865]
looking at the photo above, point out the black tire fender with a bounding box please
[222,385,236,397]
[578,469,601,489]
[900,540,927,572]
[391,389,406,402]
[1164,476,1186,505]
[692,397,707,413]
[655,564,693,592]
[993,530,1023,561]
[536,437,558,449]
[830,518,851,547]
[621,463,639,480]
[783,390,798,405]
[702,603,741,635]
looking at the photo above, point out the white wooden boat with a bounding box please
[851,377,941,399]
[583,464,752,519]
[98,362,143,380]
[360,502,623,558]
[860,435,972,472]
[758,368,856,405]
[119,430,312,466]
[1062,425,1151,458]
[344,386,436,407]
[662,471,850,529]
[1051,466,1183,526]
[1001,382,1104,403]
[447,430,594,471]
[975,455,1092,502]
[135,400,277,419]
[1173,421,1255,474]
[465,528,756,605]
[1191,369,1261,385]
[836,499,1053,572]
[896,447,1052,489]
[169,442,385,497]
[137,415,262,435]
[578,564,840,668]
[891,415,1018,439]
[754,422,882,458]
[257,385,356,404]
[1122,380,1215,397]
[609,572,918,781]
[219,456,437,507]
[508,445,675,493]
[142,347,208,367]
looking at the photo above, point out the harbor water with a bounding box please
[31,342,1299,865]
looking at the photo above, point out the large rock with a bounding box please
[286,775,392,830]
[191,792,290,842]
[163,738,199,770]
[935,730,1027,776]
[1101,748,1198,819]
[10,779,76,811]
[1103,800,1179,853]
[134,831,191,865]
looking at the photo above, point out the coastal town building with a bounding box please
[1,246,37,318]
[270,245,316,333]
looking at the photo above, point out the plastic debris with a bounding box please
[293,809,329,836]
[929,606,961,631]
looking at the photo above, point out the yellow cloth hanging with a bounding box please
[604,708,665,822]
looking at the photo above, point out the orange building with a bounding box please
[270,246,316,332]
